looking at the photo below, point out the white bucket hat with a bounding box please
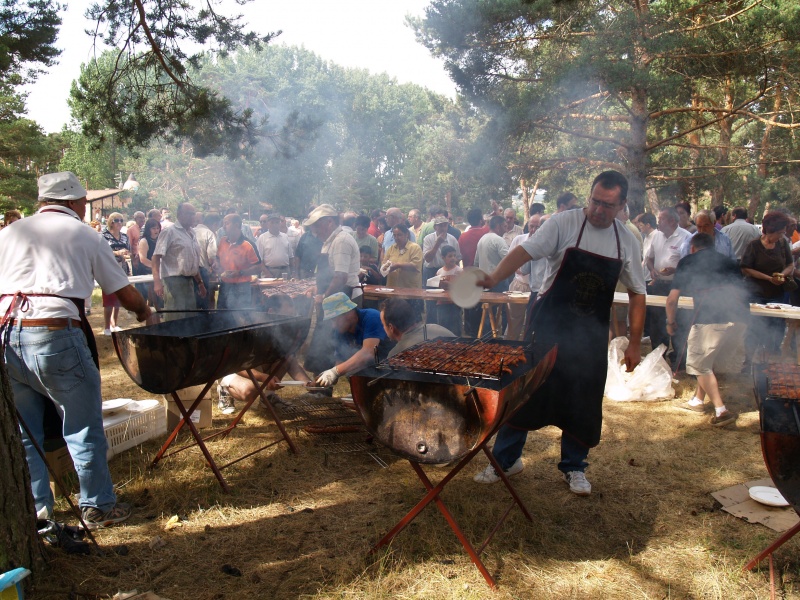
[38,172,87,201]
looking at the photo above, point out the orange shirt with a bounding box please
[218,236,260,283]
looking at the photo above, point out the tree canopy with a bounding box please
[411,0,800,213]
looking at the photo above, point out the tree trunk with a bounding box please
[0,361,45,577]
[646,187,660,214]
[627,87,649,215]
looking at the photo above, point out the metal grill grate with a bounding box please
[765,363,800,400]
[269,393,387,466]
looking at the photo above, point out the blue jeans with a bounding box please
[4,322,116,514]
[492,424,589,474]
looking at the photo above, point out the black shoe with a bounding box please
[38,519,91,554]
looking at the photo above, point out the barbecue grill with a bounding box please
[746,362,800,577]
[349,336,557,588]
[113,310,311,491]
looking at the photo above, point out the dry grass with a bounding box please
[27,308,800,599]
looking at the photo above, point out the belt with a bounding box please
[6,318,82,330]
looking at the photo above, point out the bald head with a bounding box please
[385,207,405,227]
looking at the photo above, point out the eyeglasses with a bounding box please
[591,198,619,211]
[112,218,124,223]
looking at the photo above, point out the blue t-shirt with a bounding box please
[335,308,393,364]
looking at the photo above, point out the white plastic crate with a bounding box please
[103,399,166,459]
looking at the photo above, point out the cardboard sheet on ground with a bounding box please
[712,478,799,532]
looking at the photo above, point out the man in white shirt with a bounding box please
[256,214,293,278]
[475,215,509,291]
[193,211,217,309]
[152,202,206,314]
[721,207,760,261]
[502,208,524,246]
[634,212,657,283]
[645,207,692,354]
[408,209,424,240]
[506,214,543,340]
[422,216,461,284]
[0,171,150,528]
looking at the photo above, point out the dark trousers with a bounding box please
[647,280,672,352]
[493,425,589,474]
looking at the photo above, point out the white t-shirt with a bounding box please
[475,232,508,274]
[520,209,646,295]
[436,265,463,277]
[0,206,130,319]
[645,227,692,281]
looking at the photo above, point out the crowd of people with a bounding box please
[3,167,800,538]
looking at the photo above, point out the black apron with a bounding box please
[510,218,623,447]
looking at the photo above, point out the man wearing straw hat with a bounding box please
[0,171,151,528]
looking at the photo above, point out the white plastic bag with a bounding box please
[604,336,675,402]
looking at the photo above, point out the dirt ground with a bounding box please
[25,307,800,599]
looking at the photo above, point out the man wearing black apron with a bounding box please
[474,171,646,495]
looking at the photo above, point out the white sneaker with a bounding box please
[111,326,122,332]
[473,458,524,484]
[102,328,111,336]
[217,385,235,415]
[564,471,591,496]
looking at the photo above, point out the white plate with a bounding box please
[259,278,278,282]
[749,486,790,507]
[449,268,485,308]
[375,287,394,292]
[508,292,531,298]
[426,288,446,294]
[102,398,131,414]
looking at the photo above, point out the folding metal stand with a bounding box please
[150,357,294,492]
[743,519,800,600]
[370,440,532,589]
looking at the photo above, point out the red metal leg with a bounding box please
[371,445,482,552]
[242,366,298,454]
[164,388,230,492]
[743,519,800,572]
[484,446,533,521]
[221,359,288,435]
[370,439,534,588]
[410,461,497,588]
[151,379,215,467]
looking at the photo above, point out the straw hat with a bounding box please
[322,292,357,321]
[303,204,338,227]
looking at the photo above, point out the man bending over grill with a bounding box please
[315,293,393,387]
[666,233,749,427]
[380,298,455,356]
[473,170,646,496]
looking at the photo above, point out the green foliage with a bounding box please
[412,0,800,212]
[0,0,61,84]
[63,44,505,218]
[68,0,277,157]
